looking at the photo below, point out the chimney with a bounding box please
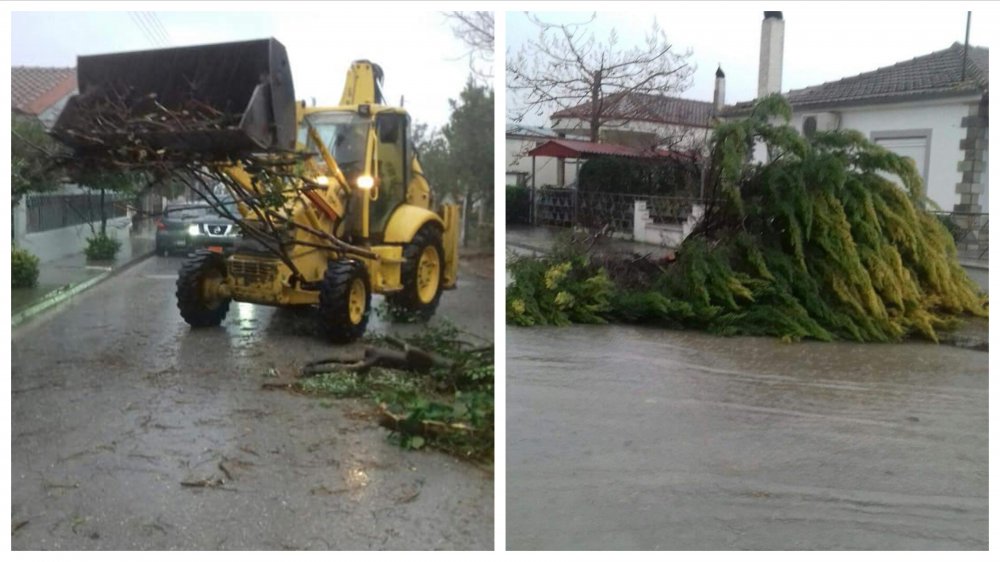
[758,11,784,98]
[713,65,726,114]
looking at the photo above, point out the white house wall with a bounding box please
[787,99,975,211]
[506,137,581,188]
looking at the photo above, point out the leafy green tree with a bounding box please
[11,113,63,205]
[72,168,145,237]
[412,122,454,201]
[443,80,494,237]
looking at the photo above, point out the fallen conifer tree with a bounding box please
[507,96,987,342]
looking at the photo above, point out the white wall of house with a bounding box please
[506,136,581,188]
[13,185,132,264]
[786,98,977,211]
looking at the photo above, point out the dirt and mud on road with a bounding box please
[507,324,988,550]
[12,255,494,550]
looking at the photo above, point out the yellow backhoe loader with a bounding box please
[52,38,459,342]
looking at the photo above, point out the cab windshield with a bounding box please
[299,111,370,175]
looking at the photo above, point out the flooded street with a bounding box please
[507,324,988,550]
[12,255,493,550]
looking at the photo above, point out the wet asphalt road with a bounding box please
[12,255,494,550]
[507,324,988,550]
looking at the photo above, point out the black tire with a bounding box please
[386,223,445,321]
[319,259,371,343]
[176,250,230,327]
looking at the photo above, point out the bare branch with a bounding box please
[508,15,695,142]
[444,11,494,83]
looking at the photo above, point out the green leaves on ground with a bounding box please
[297,322,494,463]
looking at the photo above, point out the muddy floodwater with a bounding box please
[12,256,493,550]
[507,324,988,550]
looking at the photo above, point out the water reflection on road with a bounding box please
[507,324,988,550]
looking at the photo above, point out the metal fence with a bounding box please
[25,192,130,233]
[933,211,988,262]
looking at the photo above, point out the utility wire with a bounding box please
[140,12,171,46]
[150,12,173,46]
[128,11,161,47]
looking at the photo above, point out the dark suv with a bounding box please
[155,200,239,256]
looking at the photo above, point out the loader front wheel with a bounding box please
[387,224,444,321]
[319,259,371,343]
[176,250,230,327]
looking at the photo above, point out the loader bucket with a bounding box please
[52,38,296,156]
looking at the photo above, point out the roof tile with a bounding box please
[552,92,715,128]
[724,43,988,115]
[11,66,77,115]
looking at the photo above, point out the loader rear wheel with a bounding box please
[176,250,230,327]
[319,259,371,343]
[387,224,445,322]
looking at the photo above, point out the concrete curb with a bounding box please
[959,259,988,271]
[12,249,155,329]
[505,241,551,256]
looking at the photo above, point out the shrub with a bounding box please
[12,246,40,288]
[84,232,121,261]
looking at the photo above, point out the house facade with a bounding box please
[549,91,716,155]
[507,92,716,189]
[505,123,586,188]
[724,12,989,215]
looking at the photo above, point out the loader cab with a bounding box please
[299,111,370,177]
[372,110,410,235]
[299,108,413,240]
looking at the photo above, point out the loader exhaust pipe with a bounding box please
[52,38,297,156]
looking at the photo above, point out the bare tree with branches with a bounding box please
[508,13,694,143]
[445,11,494,83]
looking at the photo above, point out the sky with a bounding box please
[507,3,995,126]
[10,8,486,129]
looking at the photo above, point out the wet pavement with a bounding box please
[12,255,493,550]
[507,324,988,550]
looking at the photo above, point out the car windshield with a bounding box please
[164,205,206,220]
[299,111,370,174]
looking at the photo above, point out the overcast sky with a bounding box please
[507,4,994,125]
[11,9,485,128]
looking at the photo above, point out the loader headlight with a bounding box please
[188,224,200,236]
[356,175,375,190]
[314,175,329,186]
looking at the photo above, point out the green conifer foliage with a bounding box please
[507,95,986,342]
[621,95,985,341]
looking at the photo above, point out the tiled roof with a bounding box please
[551,92,715,128]
[527,138,694,160]
[12,66,77,115]
[724,42,988,115]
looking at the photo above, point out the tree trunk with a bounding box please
[589,70,602,143]
[100,187,107,236]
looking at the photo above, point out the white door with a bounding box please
[874,136,936,205]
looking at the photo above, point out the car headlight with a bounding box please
[356,175,375,190]
[188,224,200,236]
